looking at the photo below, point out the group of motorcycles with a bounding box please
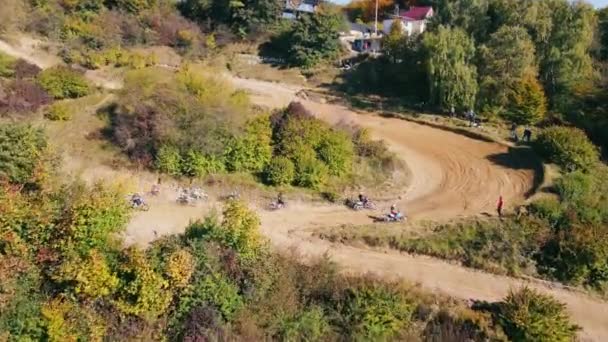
[128,186,211,210]
[344,198,406,223]
[129,187,405,223]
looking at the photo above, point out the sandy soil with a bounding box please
[1,37,606,340]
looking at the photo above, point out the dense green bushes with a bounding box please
[535,126,599,171]
[37,66,91,99]
[264,156,295,186]
[498,287,579,341]
[0,124,49,185]
[110,69,389,191]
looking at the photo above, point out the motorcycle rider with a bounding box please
[131,193,144,207]
[277,192,285,208]
[389,204,399,219]
[358,193,369,206]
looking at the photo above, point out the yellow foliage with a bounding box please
[165,249,194,287]
[55,250,119,299]
[220,200,263,259]
[42,298,105,342]
[42,299,78,342]
[346,0,394,22]
[113,248,172,320]
[177,65,250,110]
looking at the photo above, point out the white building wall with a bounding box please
[382,19,428,36]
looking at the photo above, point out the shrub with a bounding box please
[54,250,119,299]
[280,307,330,341]
[45,102,72,121]
[165,249,194,288]
[535,126,598,171]
[181,275,243,321]
[224,116,272,173]
[0,79,51,113]
[264,156,295,186]
[528,198,565,228]
[53,182,130,256]
[155,145,182,176]
[498,287,578,342]
[113,247,173,320]
[217,200,263,260]
[538,224,608,287]
[38,66,91,99]
[0,124,48,184]
[0,273,45,340]
[317,130,354,176]
[294,151,328,190]
[337,281,414,339]
[181,149,206,177]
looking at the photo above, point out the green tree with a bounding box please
[536,0,595,109]
[498,287,579,342]
[230,0,284,35]
[478,25,537,111]
[423,26,478,110]
[383,21,405,63]
[285,8,347,68]
[535,126,599,171]
[0,124,48,185]
[429,0,490,40]
[504,75,547,125]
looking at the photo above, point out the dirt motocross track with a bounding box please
[1,38,607,340]
[223,77,608,342]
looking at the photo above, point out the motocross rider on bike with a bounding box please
[277,192,286,208]
[388,204,400,219]
[358,193,369,206]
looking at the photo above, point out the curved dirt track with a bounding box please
[1,38,606,340]
[232,77,607,341]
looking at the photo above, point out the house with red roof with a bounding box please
[382,6,434,36]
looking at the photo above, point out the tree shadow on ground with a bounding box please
[486,146,544,198]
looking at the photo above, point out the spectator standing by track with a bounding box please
[497,196,504,218]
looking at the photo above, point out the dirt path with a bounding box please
[229,77,607,341]
[1,38,606,340]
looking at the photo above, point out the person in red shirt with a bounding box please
[497,196,504,217]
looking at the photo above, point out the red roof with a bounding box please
[399,6,433,20]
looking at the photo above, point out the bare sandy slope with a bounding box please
[1,37,606,340]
